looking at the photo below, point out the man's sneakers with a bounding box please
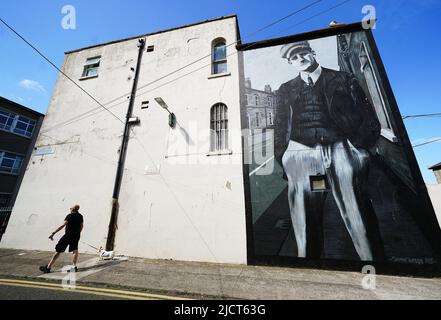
[39,265,78,273]
[67,266,78,273]
[39,265,51,273]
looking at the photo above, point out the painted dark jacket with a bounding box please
[274,67,381,172]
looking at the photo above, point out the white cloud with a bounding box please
[19,79,47,94]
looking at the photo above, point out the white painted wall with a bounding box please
[0,38,140,253]
[1,17,248,264]
[427,184,441,228]
[114,17,247,264]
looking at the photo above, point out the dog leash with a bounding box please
[80,240,101,251]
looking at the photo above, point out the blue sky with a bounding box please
[0,0,440,183]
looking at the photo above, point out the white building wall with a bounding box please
[1,17,248,264]
[114,17,247,264]
[427,184,441,228]
[0,39,140,253]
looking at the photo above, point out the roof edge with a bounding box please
[65,14,238,54]
[237,21,364,51]
[429,162,441,170]
[0,96,45,117]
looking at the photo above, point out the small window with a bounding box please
[212,39,227,74]
[255,95,259,106]
[0,151,24,175]
[0,110,15,131]
[0,108,35,138]
[310,175,329,192]
[13,116,36,137]
[255,112,260,128]
[82,56,101,78]
[210,103,228,151]
[146,45,154,52]
[141,100,149,109]
[268,111,273,125]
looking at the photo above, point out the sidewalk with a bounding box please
[0,248,440,300]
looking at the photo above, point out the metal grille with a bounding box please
[210,103,228,151]
[0,206,12,239]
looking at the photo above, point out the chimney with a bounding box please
[245,78,252,88]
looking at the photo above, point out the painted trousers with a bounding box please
[282,139,382,261]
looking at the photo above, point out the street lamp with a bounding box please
[154,97,176,128]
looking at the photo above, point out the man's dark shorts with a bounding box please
[55,234,80,253]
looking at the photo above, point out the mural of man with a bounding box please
[274,40,384,261]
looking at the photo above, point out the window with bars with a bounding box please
[0,108,36,138]
[212,38,227,74]
[0,151,24,175]
[210,103,228,151]
[82,56,101,78]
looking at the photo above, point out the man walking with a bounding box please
[274,40,384,261]
[39,205,84,273]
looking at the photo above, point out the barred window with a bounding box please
[212,38,227,74]
[210,103,228,151]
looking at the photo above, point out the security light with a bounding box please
[154,97,168,110]
[154,97,176,128]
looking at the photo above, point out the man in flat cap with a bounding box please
[274,40,383,261]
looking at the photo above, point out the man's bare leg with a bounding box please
[283,141,326,258]
[47,252,61,269]
[327,142,373,261]
[72,250,79,267]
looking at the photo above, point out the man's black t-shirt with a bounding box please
[64,212,83,238]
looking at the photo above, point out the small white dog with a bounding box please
[98,247,114,260]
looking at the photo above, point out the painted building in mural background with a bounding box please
[241,27,441,264]
[244,78,276,133]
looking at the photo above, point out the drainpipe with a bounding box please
[106,38,146,251]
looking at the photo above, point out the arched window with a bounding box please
[210,103,228,151]
[212,38,227,74]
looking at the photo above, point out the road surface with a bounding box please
[0,278,188,300]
